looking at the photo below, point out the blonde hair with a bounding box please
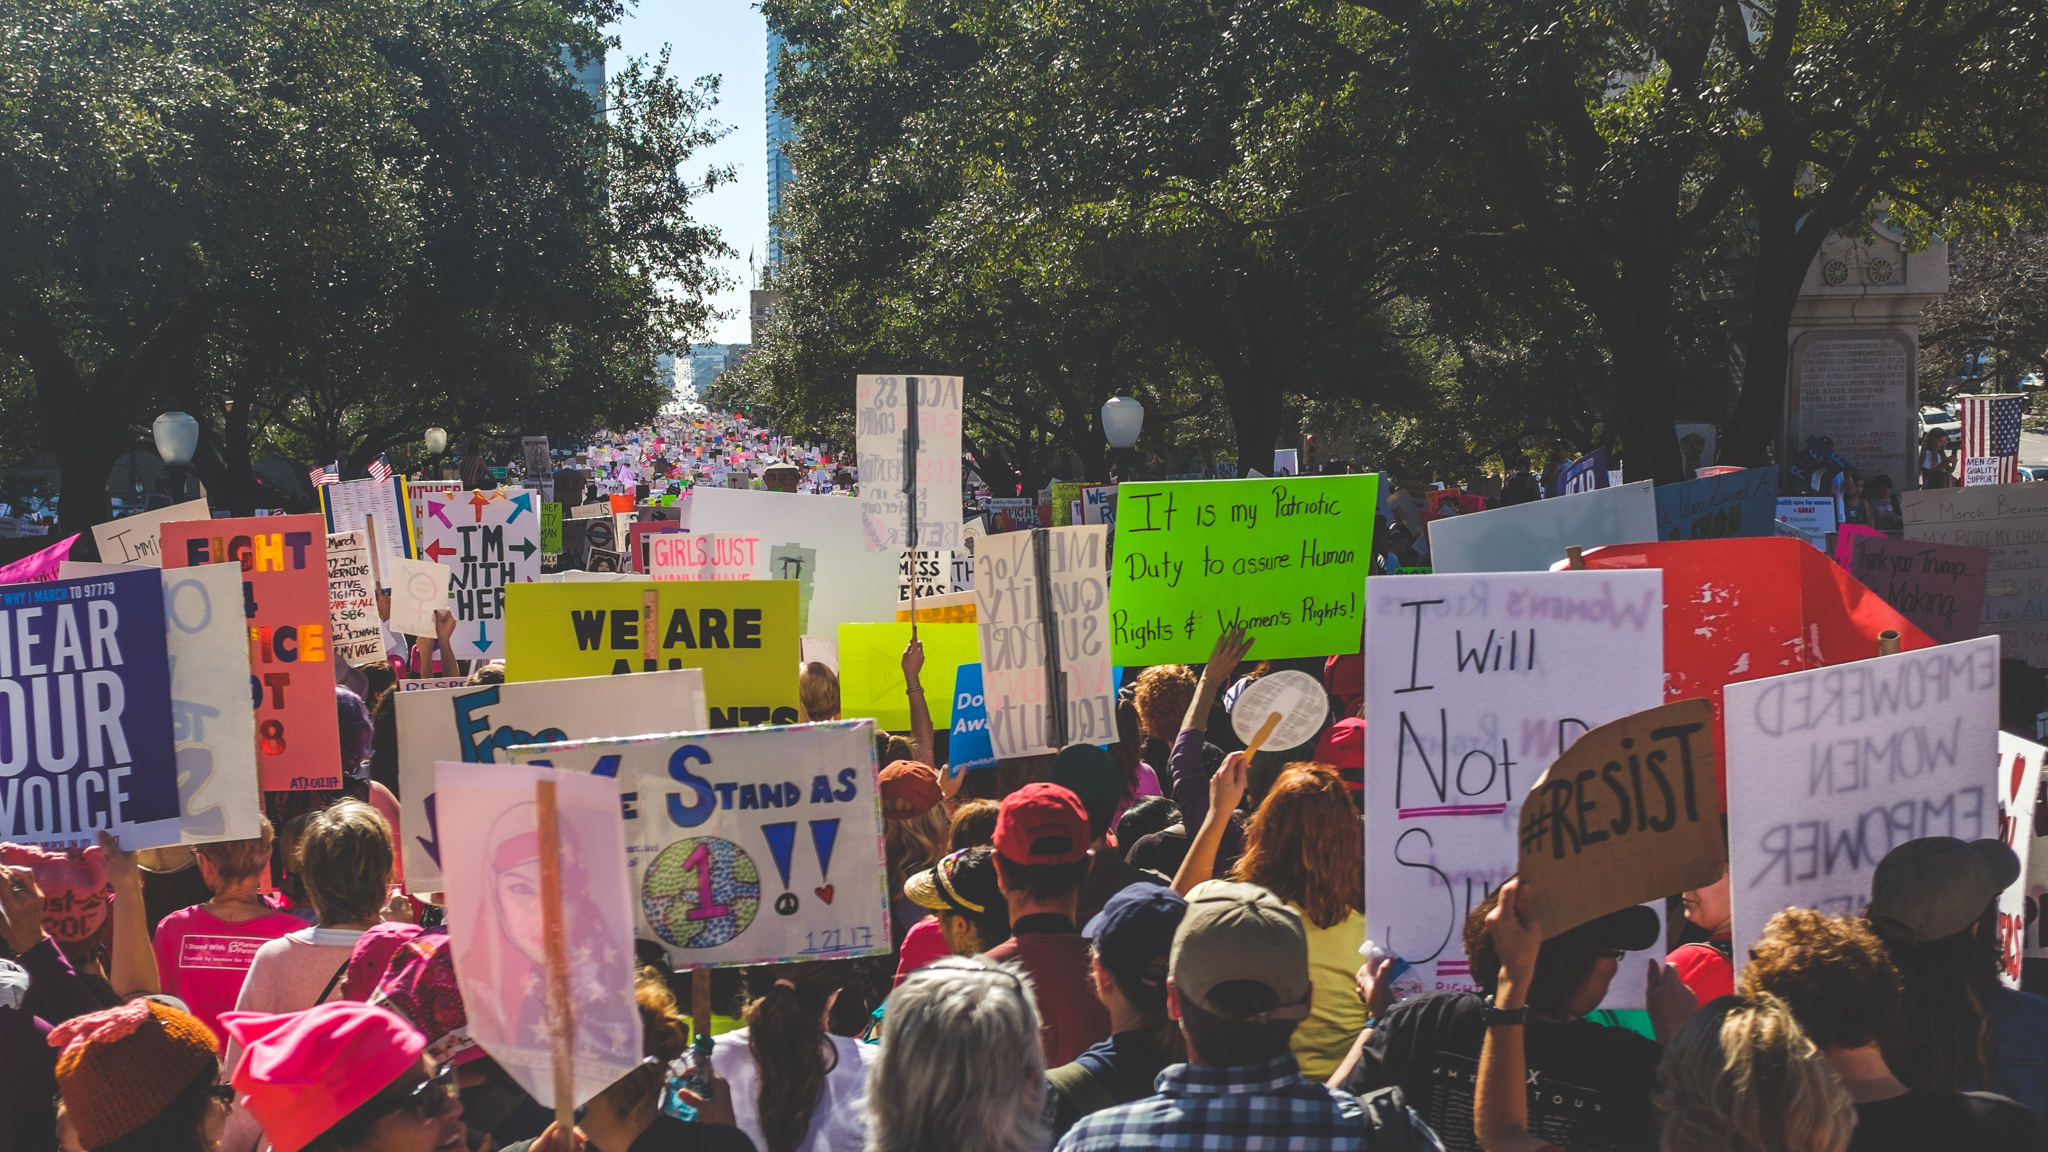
[1655,994,1854,1152]
[884,806,949,900]
[195,815,275,883]
[297,799,394,925]
[799,662,841,722]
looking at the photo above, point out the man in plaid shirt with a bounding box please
[1056,881,1441,1151]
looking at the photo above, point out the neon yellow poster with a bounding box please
[836,623,981,730]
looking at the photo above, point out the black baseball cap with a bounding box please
[1083,883,1186,998]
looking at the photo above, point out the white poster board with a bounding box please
[685,488,898,639]
[325,531,384,666]
[1364,570,1665,1004]
[1998,732,2043,987]
[436,762,639,1108]
[384,556,452,639]
[1725,636,2001,965]
[650,533,767,581]
[395,668,707,891]
[90,499,212,567]
[321,476,416,563]
[509,721,890,970]
[415,487,542,660]
[973,526,1118,759]
[855,375,963,552]
[1428,481,1658,574]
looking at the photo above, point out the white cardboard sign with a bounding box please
[685,488,898,639]
[650,533,767,581]
[1997,732,2043,987]
[384,556,452,639]
[855,375,963,552]
[973,526,1118,759]
[325,531,385,666]
[415,487,542,660]
[1365,569,1665,1004]
[90,499,212,567]
[1427,482,1658,574]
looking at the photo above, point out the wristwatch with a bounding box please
[1482,1003,1528,1027]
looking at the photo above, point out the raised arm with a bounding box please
[1173,751,1247,894]
[99,832,160,999]
[1180,627,1252,734]
[903,640,935,769]
[1475,879,1564,1152]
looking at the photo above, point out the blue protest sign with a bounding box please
[949,663,998,772]
[1552,448,1611,497]
[0,568,179,848]
[1654,466,1780,542]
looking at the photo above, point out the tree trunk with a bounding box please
[1722,212,1832,469]
[1220,361,1287,478]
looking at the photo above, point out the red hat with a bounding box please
[223,1002,427,1152]
[1316,718,1365,794]
[880,760,943,820]
[995,783,1090,865]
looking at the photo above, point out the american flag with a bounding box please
[1960,394,2026,485]
[308,462,339,488]
[367,454,394,483]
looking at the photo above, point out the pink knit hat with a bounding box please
[222,1002,427,1152]
[0,843,108,941]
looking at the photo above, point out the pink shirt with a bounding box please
[153,906,308,1045]
[893,916,952,986]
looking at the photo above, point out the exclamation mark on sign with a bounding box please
[764,821,799,915]
[809,819,839,904]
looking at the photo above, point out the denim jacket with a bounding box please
[1967,985,2048,1139]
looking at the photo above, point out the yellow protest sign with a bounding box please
[837,623,981,730]
[504,580,801,728]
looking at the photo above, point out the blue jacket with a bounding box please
[1969,985,2048,1139]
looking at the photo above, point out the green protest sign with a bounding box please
[540,502,564,553]
[1109,474,1378,663]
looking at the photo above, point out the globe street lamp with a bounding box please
[152,411,200,502]
[424,427,449,478]
[1101,393,1145,482]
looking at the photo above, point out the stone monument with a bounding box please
[1784,224,1949,489]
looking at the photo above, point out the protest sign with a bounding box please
[975,526,1117,757]
[835,623,979,730]
[397,668,706,891]
[508,720,889,970]
[540,503,563,556]
[1110,475,1379,664]
[1997,733,2043,987]
[897,550,968,601]
[1365,569,1665,1003]
[627,520,682,574]
[0,536,80,584]
[325,532,384,667]
[0,568,181,848]
[687,488,898,639]
[949,663,998,771]
[856,374,964,552]
[503,580,800,728]
[1677,424,1717,472]
[1080,486,1116,526]
[162,515,341,791]
[90,499,211,567]
[436,762,639,1107]
[320,476,417,563]
[650,533,765,581]
[415,487,542,660]
[1724,636,2001,963]
[1517,699,1725,938]
[1834,524,1884,568]
[1847,536,1990,645]
[384,556,452,639]
[1230,670,1329,752]
[1776,496,1838,539]
[1904,484,2048,665]
[896,591,976,623]
[1653,467,1778,542]
[398,677,471,692]
[1273,449,1299,476]
[520,436,552,477]
[1554,449,1611,496]
[1430,481,1656,574]
[1050,482,1083,527]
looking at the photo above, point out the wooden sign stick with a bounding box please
[1877,629,1902,656]
[642,589,659,668]
[1244,711,1284,759]
[365,513,384,591]
[1565,544,1585,570]
[534,778,577,1129]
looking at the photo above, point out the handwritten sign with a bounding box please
[397,668,706,891]
[90,499,211,567]
[509,721,890,970]
[974,526,1117,758]
[540,503,563,556]
[162,515,340,792]
[1428,482,1656,574]
[1903,484,2048,666]
[1847,537,1990,645]
[416,487,542,660]
[1364,570,1664,1002]
[321,477,417,563]
[1725,636,2000,963]
[855,375,963,551]
[1109,475,1378,664]
[1653,467,1778,542]
[325,532,384,666]
[1518,699,1725,937]
[650,533,765,581]
[1997,733,2043,987]
[384,556,452,639]
[688,488,898,640]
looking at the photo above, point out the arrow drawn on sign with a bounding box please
[429,501,452,528]
[474,620,493,652]
[424,540,456,562]
[509,539,536,561]
[469,492,492,523]
[506,492,533,523]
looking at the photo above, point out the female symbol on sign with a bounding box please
[643,836,761,948]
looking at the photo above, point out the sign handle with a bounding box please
[1565,545,1585,570]
[535,778,577,1129]
[1244,711,1284,759]
[904,377,920,641]
[642,589,659,666]
[1877,629,1901,656]
[365,513,384,590]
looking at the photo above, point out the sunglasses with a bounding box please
[374,1063,457,1124]
[205,1085,236,1110]
[1596,949,1628,961]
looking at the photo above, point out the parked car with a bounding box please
[1920,405,1961,449]
[2020,465,2048,483]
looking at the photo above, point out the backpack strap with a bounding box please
[1047,1061,1118,1120]
[1352,1084,1419,1152]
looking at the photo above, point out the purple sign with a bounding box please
[1552,449,1610,497]
[1848,536,1990,645]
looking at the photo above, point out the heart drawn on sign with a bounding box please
[814,885,835,904]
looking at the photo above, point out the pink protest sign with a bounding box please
[0,534,79,583]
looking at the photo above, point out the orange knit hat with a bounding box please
[50,999,219,1147]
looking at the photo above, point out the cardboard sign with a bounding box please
[1110,475,1379,663]
[949,663,998,771]
[162,515,341,792]
[503,580,800,728]
[520,436,552,477]
[1429,481,1657,574]
[1080,486,1116,526]
[508,721,890,970]
[0,568,182,848]
[1230,670,1329,751]
[835,623,979,730]
[897,550,969,601]
[325,532,385,666]
[856,374,964,551]
[1776,497,1838,538]
[90,499,211,567]
[1653,467,1779,542]
[628,520,682,574]
[650,533,765,581]
[0,535,78,584]
[396,668,706,891]
[1364,569,1665,1002]
[1997,732,2043,987]
[687,488,898,640]
[1725,636,2001,964]
[385,556,452,639]
[896,591,976,623]
[1847,536,1990,645]
[320,477,417,564]
[540,504,563,555]
[1904,484,2048,665]
[974,527,1117,758]
[436,762,640,1107]
[1555,449,1610,496]
[1966,457,2008,487]
[1517,699,1725,938]
[416,487,542,660]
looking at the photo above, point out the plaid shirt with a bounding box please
[1054,1052,1442,1151]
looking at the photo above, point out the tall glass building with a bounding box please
[766,30,795,271]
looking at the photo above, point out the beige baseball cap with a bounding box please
[1170,881,1311,1022]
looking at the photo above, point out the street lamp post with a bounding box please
[424,427,449,479]
[152,412,200,503]
[1101,393,1145,483]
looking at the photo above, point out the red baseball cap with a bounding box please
[1316,718,1365,795]
[994,783,1090,865]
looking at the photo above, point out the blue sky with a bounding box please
[613,0,768,346]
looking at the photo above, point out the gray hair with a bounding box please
[863,956,1050,1152]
